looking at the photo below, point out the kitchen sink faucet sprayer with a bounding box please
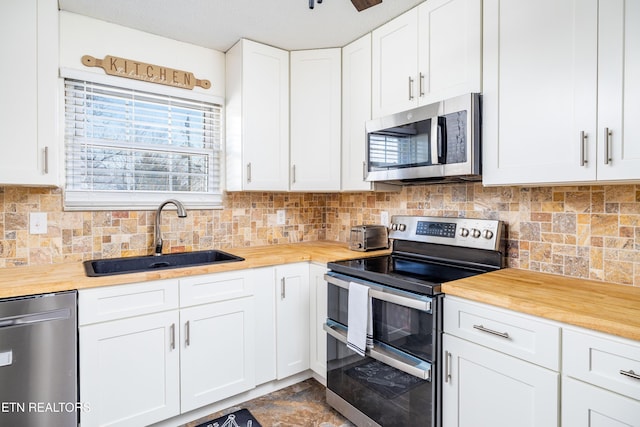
[154,199,187,256]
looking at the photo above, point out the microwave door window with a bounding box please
[440,111,467,164]
[368,120,433,171]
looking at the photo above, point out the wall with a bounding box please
[1,183,639,287]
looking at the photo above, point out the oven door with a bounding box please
[325,273,441,427]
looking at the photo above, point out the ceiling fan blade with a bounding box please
[350,0,383,12]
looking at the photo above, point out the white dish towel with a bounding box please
[347,282,373,357]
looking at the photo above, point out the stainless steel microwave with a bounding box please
[365,93,481,185]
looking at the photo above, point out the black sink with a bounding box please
[84,250,245,277]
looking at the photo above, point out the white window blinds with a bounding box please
[64,78,223,210]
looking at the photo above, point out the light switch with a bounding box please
[30,212,47,234]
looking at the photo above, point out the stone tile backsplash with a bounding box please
[1,183,639,286]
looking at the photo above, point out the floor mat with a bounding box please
[194,408,262,427]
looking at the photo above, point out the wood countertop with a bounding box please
[442,268,640,342]
[0,241,389,299]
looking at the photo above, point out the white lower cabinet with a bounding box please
[180,298,255,413]
[562,327,640,426]
[79,310,181,427]
[275,262,310,379]
[442,334,559,427]
[442,296,560,427]
[309,263,327,380]
[563,377,640,427]
[79,271,255,427]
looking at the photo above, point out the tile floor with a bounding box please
[183,379,354,427]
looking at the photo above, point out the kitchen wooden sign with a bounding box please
[81,54,211,90]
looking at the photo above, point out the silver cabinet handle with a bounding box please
[445,350,452,383]
[362,161,367,181]
[247,162,252,183]
[580,131,588,166]
[170,323,176,350]
[43,146,49,174]
[473,324,510,339]
[408,76,414,100]
[280,277,286,299]
[292,165,296,184]
[324,320,431,381]
[620,369,640,381]
[419,72,425,97]
[185,320,191,347]
[604,128,612,165]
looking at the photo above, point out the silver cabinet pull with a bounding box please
[604,128,612,165]
[408,76,414,100]
[280,277,286,299]
[620,369,640,381]
[292,165,296,184]
[247,162,252,183]
[362,161,367,181]
[473,324,510,339]
[43,146,49,174]
[419,72,425,97]
[170,323,176,350]
[580,131,588,166]
[185,320,191,347]
[445,350,452,383]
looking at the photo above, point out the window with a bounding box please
[63,78,223,210]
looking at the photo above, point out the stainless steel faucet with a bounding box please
[154,199,187,256]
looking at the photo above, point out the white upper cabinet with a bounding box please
[342,34,374,191]
[290,48,342,191]
[371,0,481,118]
[226,39,290,191]
[596,0,640,181]
[483,0,640,185]
[0,0,58,186]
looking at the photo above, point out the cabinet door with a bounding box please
[79,311,180,427]
[290,49,341,191]
[442,334,559,427]
[252,267,277,385]
[482,0,598,185]
[597,0,640,181]
[180,297,255,413]
[371,8,418,118]
[225,39,289,191]
[342,34,373,191]
[0,0,58,186]
[417,0,481,105]
[276,263,310,379]
[309,263,328,380]
[563,377,640,427]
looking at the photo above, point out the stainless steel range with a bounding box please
[324,215,505,427]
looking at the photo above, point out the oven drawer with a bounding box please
[444,296,560,371]
[563,327,640,399]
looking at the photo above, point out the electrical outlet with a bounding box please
[30,212,48,234]
[380,211,389,226]
[276,210,286,225]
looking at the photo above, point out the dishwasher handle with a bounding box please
[0,308,71,329]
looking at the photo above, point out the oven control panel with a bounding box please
[389,215,503,251]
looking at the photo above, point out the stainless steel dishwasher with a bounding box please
[0,290,78,427]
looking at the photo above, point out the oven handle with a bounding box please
[324,273,432,313]
[324,320,432,381]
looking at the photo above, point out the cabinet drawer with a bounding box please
[564,327,640,400]
[444,296,561,370]
[180,270,253,307]
[79,279,179,325]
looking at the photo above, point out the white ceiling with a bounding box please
[57,0,425,52]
